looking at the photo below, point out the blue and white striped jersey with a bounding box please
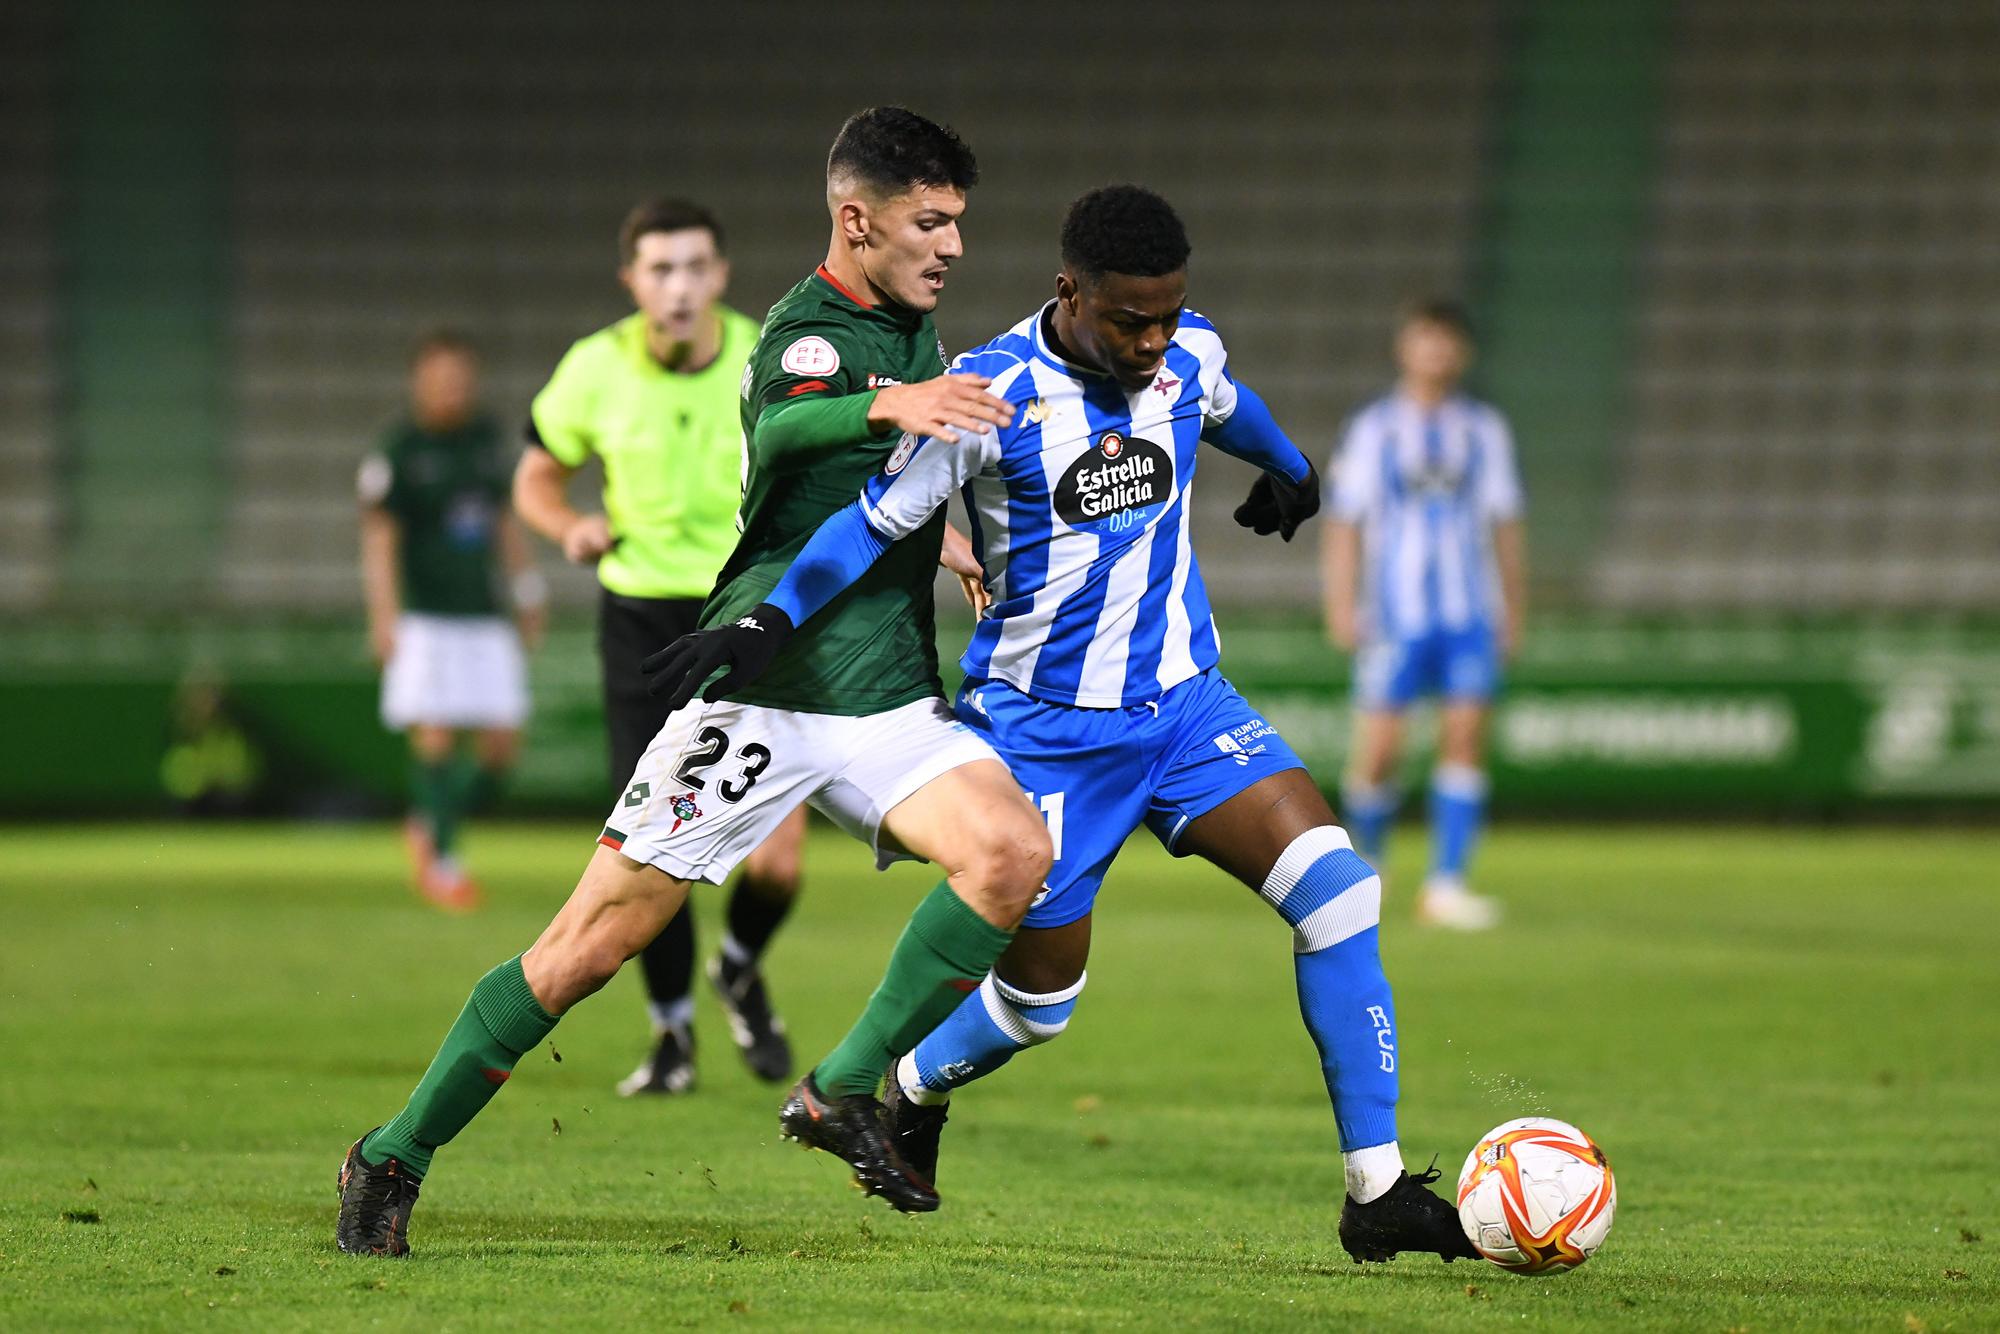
[1327,392,1524,640]
[858,302,1240,708]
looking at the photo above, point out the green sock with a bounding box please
[363,955,556,1178]
[813,882,1014,1096]
[458,763,507,817]
[410,756,461,857]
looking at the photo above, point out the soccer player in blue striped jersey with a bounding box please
[1321,301,1526,931]
[650,186,1476,1264]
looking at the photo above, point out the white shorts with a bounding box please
[380,613,530,730]
[599,694,999,885]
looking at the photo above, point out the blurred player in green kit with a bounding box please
[359,331,546,911]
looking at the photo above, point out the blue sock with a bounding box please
[1340,780,1397,862]
[1429,764,1487,881]
[902,972,1086,1102]
[1258,827,1398,1150]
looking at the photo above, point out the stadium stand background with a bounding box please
[6,0,1998,813]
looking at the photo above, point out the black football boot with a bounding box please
[778,1073,939,1213]
[1338,1164,1482,1263]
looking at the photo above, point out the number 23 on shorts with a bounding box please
[673,725,772,804]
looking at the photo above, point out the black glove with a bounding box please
[1233,460,1322,542]
[641,602,795,711]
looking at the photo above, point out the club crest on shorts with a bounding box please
[669,792,703,832]
[885,432,919,474]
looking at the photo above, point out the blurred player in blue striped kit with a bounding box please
[1320,301,1526,931]
[650,187,1476,1261]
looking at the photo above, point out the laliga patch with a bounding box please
[1054,431,1174,535]
[780,336,840,377]
[885,432,919,475]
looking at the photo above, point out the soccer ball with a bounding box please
[1456,1117,1615,1273]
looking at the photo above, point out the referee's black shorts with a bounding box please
[597,590,706,796]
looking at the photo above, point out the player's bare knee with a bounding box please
[967,821,1052,916]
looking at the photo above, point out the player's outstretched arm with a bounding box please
[1206,379,1321,541]
[643,423,998,710]
[637,503,896,711]
[753,373,1012,467]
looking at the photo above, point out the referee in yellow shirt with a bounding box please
[514,199,803,1096]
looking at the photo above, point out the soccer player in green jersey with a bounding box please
[514,199,809,1095]
[359,331,547,911]
[336,108,1049,1254]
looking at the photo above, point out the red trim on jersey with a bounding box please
[785,379,832,397]
[816,263,876,310]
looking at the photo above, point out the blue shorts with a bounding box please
[1352,624,1501,711]
[953,669,1307,929]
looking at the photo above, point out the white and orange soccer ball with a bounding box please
[1456,1117,1616,1273]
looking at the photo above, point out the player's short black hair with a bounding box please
[410,327,477,366]
[619,197,726,265]
[1060,185,1191,283]
[826,106,979,199]
[1399,296,1475,341]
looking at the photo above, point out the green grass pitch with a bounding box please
[2,821,1995,1330]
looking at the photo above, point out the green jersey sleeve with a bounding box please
[529,340,600,468]
[746,319,880,470]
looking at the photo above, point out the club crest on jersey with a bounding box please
[1055,432,1173,535]
[780,336,840,377]
[885,432,919,475]
[669,792,702,832]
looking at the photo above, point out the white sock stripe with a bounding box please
[991,970,1087,1009]
[1258,826,1354,908]
[1292,874,1382,954]
[978,974,1035,1046]
[1432,764,1487,799]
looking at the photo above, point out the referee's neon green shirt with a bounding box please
[529,308,757,600]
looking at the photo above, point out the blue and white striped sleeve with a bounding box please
[765,425,1001,627]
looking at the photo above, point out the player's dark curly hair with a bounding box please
[827,107,979,197]
[1061,185,1191,281]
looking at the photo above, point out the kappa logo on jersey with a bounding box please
[1023,397,1051,424]
[1054,432,1174,533]
[885,432,919,475]
[780,336,840,377]
[668,792,702,832]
